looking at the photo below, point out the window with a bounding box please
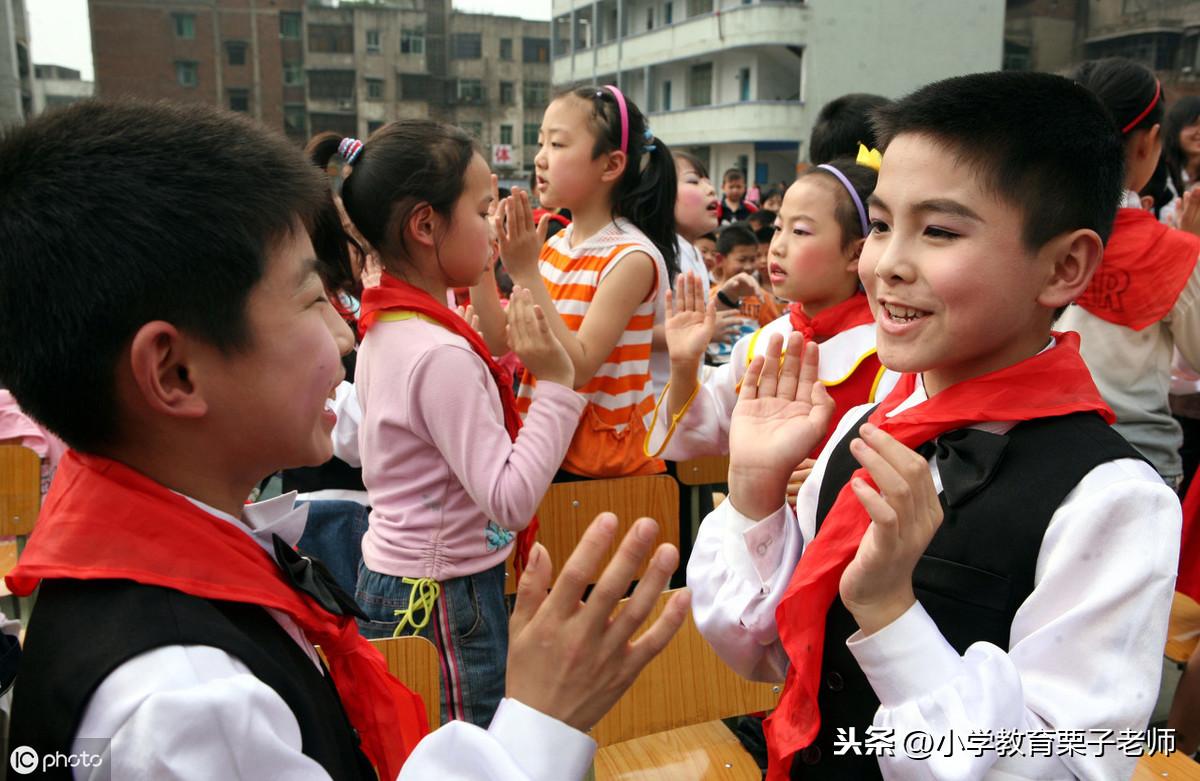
[664,2,673,24]
[399,73,433,101]
[283,61,304,86]
[451,33,482,59]
[310,113,358,137]
[280,12,301,40]
[173,13,195,39]
[366,29,380,54]
[522,37,549,63]
[662,80,671,111]
[738,67,750,101]
[500,38,513,60]
[500,81,515,105]
[366,78,384,100]
[368,120,384,134]
[687,0,713,15]
[284,105,307,136]
[688,62,712,107]
[400,27,425,54]
[308,70,355,100]
[175,61,198,88]
[524,122,539,146]
[646,8,654,30]
[457,78,484,103]
[500,124,513,145]
[461,121,483,139]
[523,80,548,106]
[226,41,247,66]
[228,88,249,112]
[309,25,353,54]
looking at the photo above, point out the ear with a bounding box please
[1141,194,1156,211]
[127,321,208,420]
[1035,228,1104,310]
[844,237,866,271]
[404,202,438,250]
[600,150,628,184]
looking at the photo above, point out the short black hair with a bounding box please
[717,222,757,255]
[673,150,709,180]
[0,99,325,452]
[722,168,745,184]
[809,93,893,165]
[747,210,776,231]
[872,71,1125,250]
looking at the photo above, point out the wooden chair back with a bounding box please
[591,588,781,747]
[368,635,442,729]
[0,445,40,537]
[675,456,729,487]
[1166,591,1200,666]
[506,475,680,594]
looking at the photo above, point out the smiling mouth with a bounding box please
[882,302,931,323]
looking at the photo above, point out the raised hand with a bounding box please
[727,332,834,520]
[717,272,760,305]
[455,303,482,338]
[665,272,718,367]
[786,458,817,508]
[1179,188,1200,238]
[495,188,550,282]
[506,513,690,733]
[839,423,943,635]
[506,285,573,387]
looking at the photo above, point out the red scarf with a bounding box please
[359,273,538,581]
[764,331,1113,779]
[7,451,428,780]
[1076,208,1200,331]
[1178,473,1200,604]
[787,292,875,343]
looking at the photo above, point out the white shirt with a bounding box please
[71,493,595,780]
[687,376,1181,780]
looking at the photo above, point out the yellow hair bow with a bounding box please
[856,143,882,171]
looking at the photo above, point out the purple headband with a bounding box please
[816,163,869,237]
[603,85,630,155]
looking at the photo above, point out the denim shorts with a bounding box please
[355,561,508,728]
[296,500,370,598]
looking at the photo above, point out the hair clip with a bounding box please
[338,137,364,165]
[856,143,882,171]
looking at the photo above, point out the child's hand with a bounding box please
[506,285,573,387]
[1180,188,1200,238]
[506,513,690,733]
[455,303,481,338]
[727,332,834,520]
[718,272,760,305]
[786,458,816,507]
[839,423,943,635]
[665,272,718,367]
[496,188,550,283]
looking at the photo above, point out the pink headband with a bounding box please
[603,85,630,155]
[1122,80,1161,134]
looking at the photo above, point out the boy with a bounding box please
[808,93,893,166]
[689,71,1181,780]
[0,100,688,780]
[719,168,758,224]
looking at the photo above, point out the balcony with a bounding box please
[646,100,801,146]
[552,2,808,81]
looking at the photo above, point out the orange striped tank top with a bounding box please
[515,219,667,478]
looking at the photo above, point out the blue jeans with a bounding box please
[296,500,369,598]
[355,561,508,729]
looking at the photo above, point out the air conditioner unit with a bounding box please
[337,98,354,110]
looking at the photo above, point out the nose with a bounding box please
[534,146,547,171]
[865,232,912,286]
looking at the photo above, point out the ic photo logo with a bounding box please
[10,740,110,778]
[9,745,37,775]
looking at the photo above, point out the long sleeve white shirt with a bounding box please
[71,493,595,781]
[687,377,1181,780]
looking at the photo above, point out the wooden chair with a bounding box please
[592,588,780,780]
[1167,591,1200,667]
[0,445,42,617]
[367,635,442,730]
[1133,750,1200,780]
[506,475,680,594]
[675,456,729,540]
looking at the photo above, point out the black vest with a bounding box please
[10,579,376,780]
[790,410,1145,779]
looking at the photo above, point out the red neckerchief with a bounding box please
[1076,208,1200,331]
[788,292,875,343]
[764,331,1113,779]
[359,273,537,581]
[1178,471,1200,604]
[7,451,428,780]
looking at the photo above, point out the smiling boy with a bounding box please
[688,71,1181,780]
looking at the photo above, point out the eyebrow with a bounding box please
[295,257,320,292]
[867,195,982,223]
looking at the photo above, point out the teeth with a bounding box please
[324,398,335,412]
[884,303,927,321]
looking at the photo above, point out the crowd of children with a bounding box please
[4,55,1200,781]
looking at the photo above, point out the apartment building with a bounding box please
[0,0,31,125]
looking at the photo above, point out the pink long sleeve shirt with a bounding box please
[356,315,586,581]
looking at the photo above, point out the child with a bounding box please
[689,71,1180,779]
[674,151,721,290]
[319,122,589,730]
[695,231,718,272]
[475,85,677,479]
[647,157,893,500]
[808,92,893,165]
[1060,58,1200,488]
[761,188,784,213]
[1165,95,1200,208]
[0,99,689,781]
[719,167,758,224]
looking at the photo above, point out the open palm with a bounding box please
[729,332,834,478]
[665,272,716,364]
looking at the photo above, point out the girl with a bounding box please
[315,121,587,729]
[646,154,897,502]
[1165,95,1200,213]
[474,85,678,479]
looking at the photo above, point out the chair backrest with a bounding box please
[368,635,442,729]
[0,445,40,537]
[590,588,781,747]
[506,474,680,594]
[675,455,730,487]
